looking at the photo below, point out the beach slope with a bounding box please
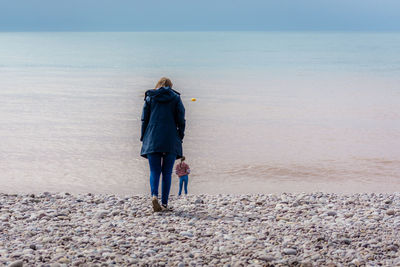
[0,192,399,266]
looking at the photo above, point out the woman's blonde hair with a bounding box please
[155,77,173,89]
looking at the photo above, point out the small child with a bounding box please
[175,156,190,196]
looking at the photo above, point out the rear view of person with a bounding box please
[175,156,190,196]
[140,77,186,212]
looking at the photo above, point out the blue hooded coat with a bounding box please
[140,86,185,159]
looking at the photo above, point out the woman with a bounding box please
[140,77,186,212]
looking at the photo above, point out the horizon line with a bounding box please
[1,29,400,33]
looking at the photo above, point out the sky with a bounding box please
[0,0,399,31]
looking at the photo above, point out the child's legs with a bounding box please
[160,153,176,205]
[178,176,184,195]
[147,153,162,197]
[182,175,188,194]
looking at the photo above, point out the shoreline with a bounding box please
[0,192,399,266]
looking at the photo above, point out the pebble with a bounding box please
[341,238,351,245]
[95,210,109,219]
[327,211,337,216]
[9,260,24,267]
[180,231,194,237]
[283,248,297,255]
[136,236,146,241]
[58,257,69,264]
[0,192,399,266]
[386,210,395,216]
[244,236,257,243]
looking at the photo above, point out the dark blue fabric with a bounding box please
[178,175,189,195]
[140,86,185,159]
[148,152,176,205]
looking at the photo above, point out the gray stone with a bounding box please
[257,253,275,262]
[9,260,24,267]
[180,231,193,237]
[327,211,337,216]
[95,210,109,219]
[341,238,351,245]
[195,198,204,204]
[283,248,297,255]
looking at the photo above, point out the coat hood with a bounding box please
[145,87,181,103]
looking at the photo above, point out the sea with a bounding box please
[1,31,399,195]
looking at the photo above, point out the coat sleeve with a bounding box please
[186,164,191,174]
[175,97,186,140]
[140,97,151,142]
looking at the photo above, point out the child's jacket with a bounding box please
[175,162,190,177]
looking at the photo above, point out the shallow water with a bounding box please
[1,32,399,195]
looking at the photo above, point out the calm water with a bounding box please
[1,32,399,195]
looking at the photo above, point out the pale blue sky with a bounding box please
[0,0,399,31]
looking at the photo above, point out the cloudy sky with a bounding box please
[0,0,399,31]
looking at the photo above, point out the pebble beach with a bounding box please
[0,192,399,267]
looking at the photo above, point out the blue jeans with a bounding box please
[178,175,189,195]
[147,152,176,205]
